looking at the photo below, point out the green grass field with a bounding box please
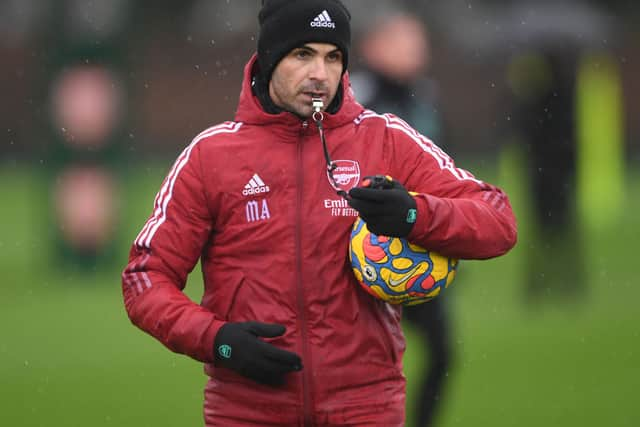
[1,157,638,427]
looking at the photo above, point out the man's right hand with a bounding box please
[213,321,302,386]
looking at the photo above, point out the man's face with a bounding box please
[269,43,343,118]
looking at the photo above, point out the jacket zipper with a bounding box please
[296,120,313,426]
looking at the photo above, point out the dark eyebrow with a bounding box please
[296,45,341,55]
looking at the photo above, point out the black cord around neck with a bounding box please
[313,111,349,200]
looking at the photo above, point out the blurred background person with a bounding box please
[351,10,453,427]
[499,0,621,302]
[48,62,125,268]
[42,1,133,271]
[417,0,626,303]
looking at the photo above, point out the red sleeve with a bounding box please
[121,139,224,363]
[384,114,517,259]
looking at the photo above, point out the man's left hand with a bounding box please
[348,176,418,238]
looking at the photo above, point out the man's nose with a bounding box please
[309,58,329,81]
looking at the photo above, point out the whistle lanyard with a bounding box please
[311,101,349,200]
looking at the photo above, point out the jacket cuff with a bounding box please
[202,319,227,363]
[407,193,432,244]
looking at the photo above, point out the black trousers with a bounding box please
[403,297,452,427]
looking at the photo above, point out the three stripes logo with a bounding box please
[310,10,335,29]
[243,173,270,196]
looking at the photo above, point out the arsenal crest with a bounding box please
[327,160,361,193]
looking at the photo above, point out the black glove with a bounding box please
[213,321,302,386]
[348,175,418,238]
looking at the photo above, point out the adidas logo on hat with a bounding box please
[310,10,336,29]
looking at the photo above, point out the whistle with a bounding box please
[312,97,324,113]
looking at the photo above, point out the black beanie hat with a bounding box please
[257,0,351,81]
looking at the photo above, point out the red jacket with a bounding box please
[122,55,517,426]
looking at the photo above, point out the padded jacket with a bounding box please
[122,54,517,426]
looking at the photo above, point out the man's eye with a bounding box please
[327,53,342,62]
[296,50,310,59]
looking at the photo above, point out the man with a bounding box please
[351,12,453,427]
[122,1,517,425]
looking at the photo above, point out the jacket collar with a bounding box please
[234,54,364,132]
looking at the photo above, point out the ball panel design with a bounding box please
[349,217,458,305]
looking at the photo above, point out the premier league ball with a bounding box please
[349,217,459,306]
